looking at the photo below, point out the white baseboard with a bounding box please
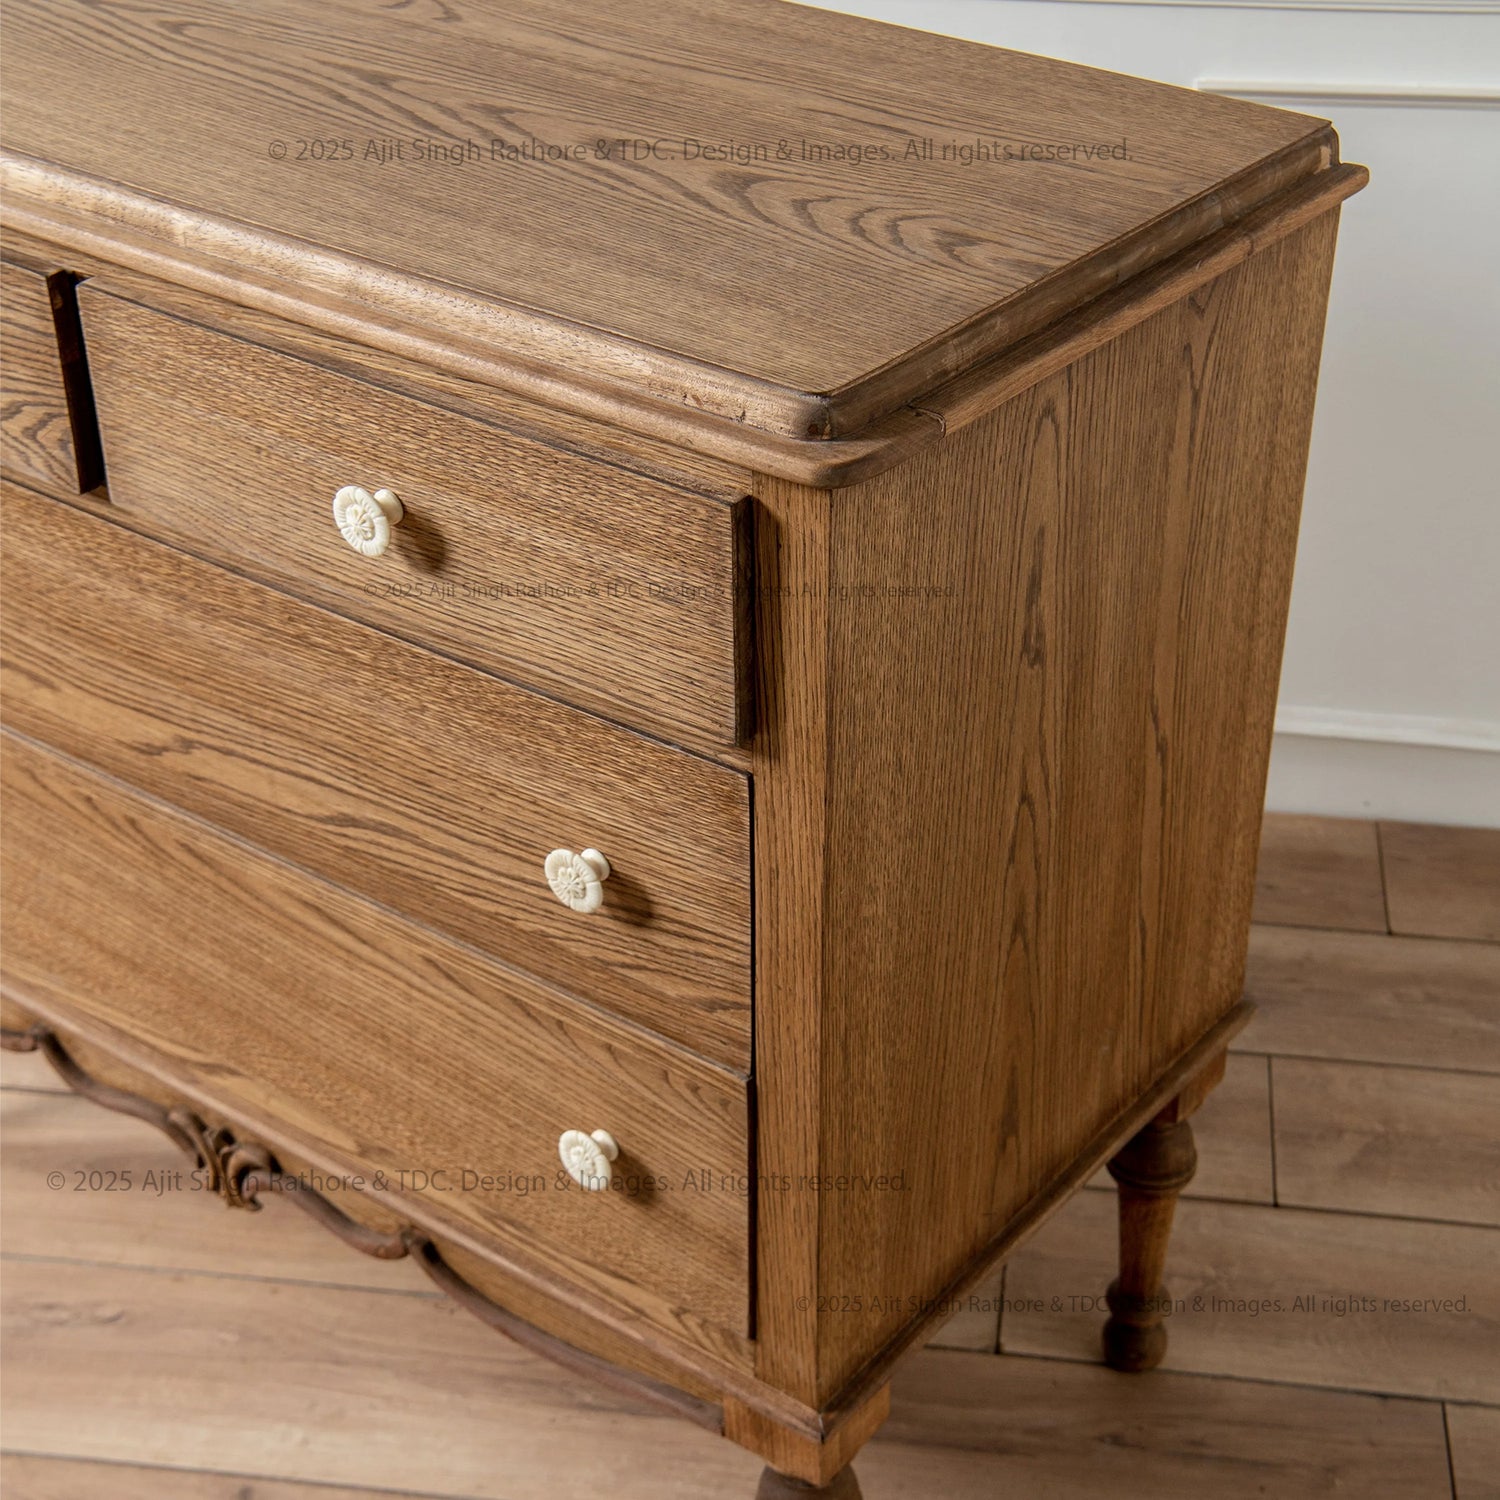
[1273,704,1500,753]
[1266,733,1500,826]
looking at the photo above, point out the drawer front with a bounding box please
[0,482,751,1070]
[0,728,752,1340]
[0,253,102,496]
[75,281,752,749]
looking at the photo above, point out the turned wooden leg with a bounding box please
[756,1463,863,1499]
[1102,1050,1227,1371]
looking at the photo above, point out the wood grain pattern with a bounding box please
[1088,1053,1274,1204]
[0,732,752,1344]
[0,1026,748,1410]
[1102,1111,1201,1372]
[0,252,102,495]
[749,210,1341,1406]
[1447,1405,1500,1500]
[1242,925,1500,1072]
[1271,1057,1500,1227]
[0,1259,766,1499]
[0,480,751,1068]
[1252,813,1388,932]
[47,253,754,505]
[0,0,1338,439]
[1380,822,1500,942]
[0,1457,455,1500]
[912,162,1366,440]
[2,1003,1472,1500]
[1003,1189,1500,1403]
[881,1351,1455,1500]
[0,1088,415,1290]
[0,1255,1459,1500]
[75,283,751,749]
[725,1385,890,1489]
[924,1267,1005,1353]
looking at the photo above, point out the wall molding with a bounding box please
[1031,1,1499,14]
[1273,705,1500,753]
[1197,79,1500,106]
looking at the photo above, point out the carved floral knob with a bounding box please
[333,485,405,557]
[558,1128,619,1191]
[544,847,611,913]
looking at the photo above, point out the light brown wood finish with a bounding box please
[882,1352,1455,1500]
[0,251,102,495]
[0,1259,766,1500]
[0,1088,415,1291]
[1252,813,1388,931]
[727,1386,890,1491]
[1,480,751,1068]
[0,732,752,1346]
[925,1267,1006,1353]
[1004,1189,1500,1403]
[1271,1057,1500,1227]
[0,1459,452,1500]
[75,284,751,749]
[1102,1112,1200,1372]
[1099,1057,1224,1373]
[1242,925,1500,1072]
[36,251,754,506]
[0,0,1338,442]
[1089,1053,1274,1203]
[0,1035,738,1411]
[1447,1405,1500,1500]
[0,1249,1460,1499]
[12,809,1494,1495]
[0,2,1369,1483]
[751,211,1341,1408]
[1380,822,1500,943]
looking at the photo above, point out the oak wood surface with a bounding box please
[75,282,751,749]
[1088,1053,1274,1204]
[0,1035,745,1409]
[1270,1057,1500,1227]
[1380,822,1500,943]
[749,210,1340,1406]
[1252,813,1388,931]
[6,808,1488,1494]
[1,480,752,1068]
[726,1385,890,1489]
[0,252,101,495]
[0,732,752,1344]
[41,252,753,505]
[0,0,1337,441]
[1003,1189,1500,1403]
[1242,925,1500,1072]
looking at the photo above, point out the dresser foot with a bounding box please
[1102,1110,1199,1372]
[756,1463,863,1499]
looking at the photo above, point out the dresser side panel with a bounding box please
[745,478,835,1403]
[803,211,1341,1400]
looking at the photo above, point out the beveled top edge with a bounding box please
[1,151,1364,487]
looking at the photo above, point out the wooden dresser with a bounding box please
[0,2,1364,1493]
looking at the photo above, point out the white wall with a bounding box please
[810,0,1500,825]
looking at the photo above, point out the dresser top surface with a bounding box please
[1,0,1334,443]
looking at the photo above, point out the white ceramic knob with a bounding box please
[333,485,405,557]
[544,847,611,914]
[558,1128,619,1191]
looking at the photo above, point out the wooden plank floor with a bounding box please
[4,814,1498,1497]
